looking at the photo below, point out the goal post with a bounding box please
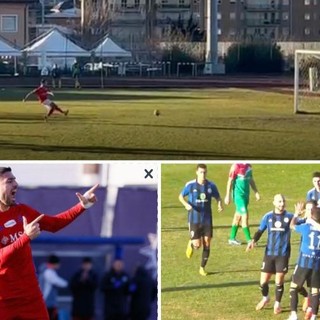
[294,49,320,114]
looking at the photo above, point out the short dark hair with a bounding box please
[0,167,11,176]
[40,79,47,85]
[313,172,320,178]
[312,207,320,223]
[306,200,318,207]
[197,164,207,170]
[82,257,92,263]
[47,254,60,264]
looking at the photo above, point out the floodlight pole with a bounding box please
[203,0,218,75]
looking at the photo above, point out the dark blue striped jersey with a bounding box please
[181,179,220,225]
[306,188,320,206]
[258,210,294,257]
[295,221,320,270]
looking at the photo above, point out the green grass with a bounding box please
[161,164,315,320]
[0,87,319,159]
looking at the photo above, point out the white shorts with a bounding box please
[42,99,53,110]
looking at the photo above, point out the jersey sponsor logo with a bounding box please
[1,236,9,245]
[196,193,208,203]
[1,231,24,245]
[274,221,282,228]
[4,219,16,228]
[284,217,289,223]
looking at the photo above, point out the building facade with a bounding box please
[0,0,35,47]
[1,0,320,52]
[215,0,320,41]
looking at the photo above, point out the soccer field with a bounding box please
[161,164,316,320]
[0,87,319,160]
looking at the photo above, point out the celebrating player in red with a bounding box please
[0,166,98,320]
[23,79,69,121]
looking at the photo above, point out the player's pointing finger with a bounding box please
[31,214,45,225]
[86,184,99,194]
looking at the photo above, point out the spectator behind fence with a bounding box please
[51,64,62,89]
[39,254,68,320]
[70,257,98,320]
[129,266,157,320]
[101,259,130,320]
[41,65,49,81]
[72,60,81,89]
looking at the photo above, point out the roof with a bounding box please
[46,8,80,18]
[0,0,36,3]
[22,28,90,57]
[0,34,21,56]
[92,35,132,58]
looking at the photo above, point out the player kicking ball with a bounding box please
[23,79,69,122]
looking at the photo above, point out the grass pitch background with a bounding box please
[161,163,316,320]
[0,88,319,159]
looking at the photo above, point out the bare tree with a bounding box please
[76,0,114,47]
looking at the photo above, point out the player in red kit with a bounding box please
[0,166,98,320]
[23,79,69,121]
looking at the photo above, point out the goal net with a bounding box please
[294,49,320,113]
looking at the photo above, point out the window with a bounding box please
[282,27,289,36]
[1,15,17,32]
[305,13,311,20]
[229,28,236,36]
[305,0,311,4]
[283,0,289,4]
[230,0,236,3]
[217,12,222,20]
[218,28,221,35]
[179,0,185,5]
[134,0,140,7]
[314,0,318,4]
[305,27,311,34]
[282,12,289,20]
[230,12,236,20]
[121,0,127,8]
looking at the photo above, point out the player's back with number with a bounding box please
[295,222,320,270]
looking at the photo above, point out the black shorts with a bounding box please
[188,223,212,239]
[292,265,320,289]
[261,255,289,274]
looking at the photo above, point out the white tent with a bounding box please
[22,28,90,57]
[0,36,21,57]
[92,35,132,58]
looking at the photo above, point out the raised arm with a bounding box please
[23,89,36,102]
[290,201,305,229]
[0,215,44,267]
[26,184,99,233]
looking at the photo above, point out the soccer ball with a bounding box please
[154,109,160,116]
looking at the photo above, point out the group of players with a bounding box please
[179,164,320,320]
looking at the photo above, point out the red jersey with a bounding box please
[0,202,85,320]
[35,85,49,103]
